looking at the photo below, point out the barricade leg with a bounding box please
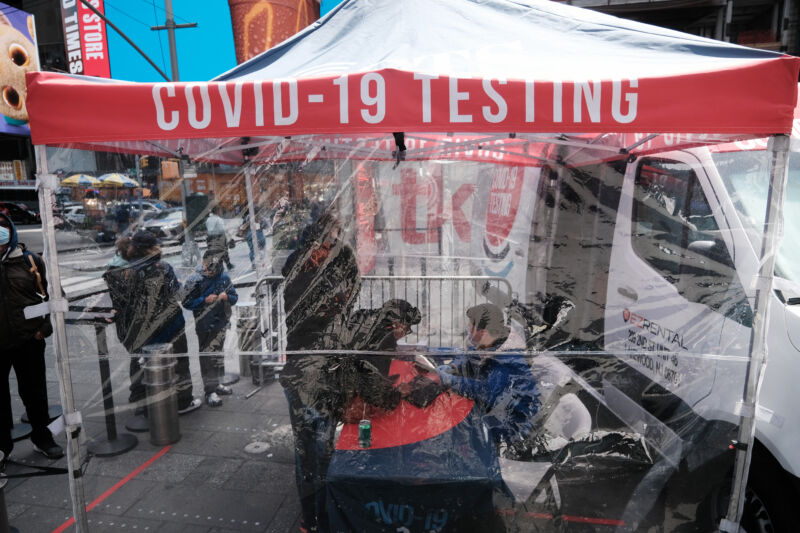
[87,326,138,457]
[237,305,262,385]
[0,458,19,533]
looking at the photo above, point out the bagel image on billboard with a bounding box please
[0,3,38,135]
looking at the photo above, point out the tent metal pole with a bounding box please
[244,164,262,278]
[34,145,90,532]
[722,134,790,531]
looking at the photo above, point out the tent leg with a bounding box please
[723,134,790,531]
[244,165,263,278]
[34,145,90,533]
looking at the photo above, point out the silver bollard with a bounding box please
[142,344,181,445]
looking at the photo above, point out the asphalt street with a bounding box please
[15,224,101,256]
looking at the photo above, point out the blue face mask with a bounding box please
[0,226,9,246]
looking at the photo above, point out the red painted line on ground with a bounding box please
[563,514,627,526]
[525,511,626,527]
[51,445,172,533]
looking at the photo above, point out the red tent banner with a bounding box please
[26,61,799,146]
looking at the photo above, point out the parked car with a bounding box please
[134,201,163,219]
[108,200,164,221]
[0,201,39,224]
[63,205,86,226]
[143,208,184,239]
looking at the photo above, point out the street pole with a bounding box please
[151,0,197,83]
[151,1,196,263]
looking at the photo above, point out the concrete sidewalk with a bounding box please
[3,343,301,533]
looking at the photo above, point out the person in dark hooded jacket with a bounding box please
[116,230,200,414]
[279,213,361,533]
[343,298,422,377]
[336,299,423,420]
[0,213,64,460]
[102,235,145,413]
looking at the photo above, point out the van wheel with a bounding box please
[740,486,777,533]
[739,461,791,533]
[704,455,793,533]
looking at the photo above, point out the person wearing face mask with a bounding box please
[182,250,238,407]
[0,213,64,461]
[435,303,540,449]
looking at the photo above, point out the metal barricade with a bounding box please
[356,276,514,348]
[250,275,512,356]
[245,276,287,385]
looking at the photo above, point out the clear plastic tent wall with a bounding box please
[20,0,800,532]
[29,131,788,533]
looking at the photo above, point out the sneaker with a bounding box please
[32,437,64,460]
[226,263,235,270]
[205,392,223,407]
[177,397,202,415]
[215,384,233,396]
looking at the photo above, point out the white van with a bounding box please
[524,143,798,531]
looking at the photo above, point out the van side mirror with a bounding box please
[687,239,730,265]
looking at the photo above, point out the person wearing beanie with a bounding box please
[205,206,234,271]
[182,250,238,407]
[435,303,541,448]
[115,230,201,415]
[0,213,64,460]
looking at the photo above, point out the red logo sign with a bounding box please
[485,166,523,250]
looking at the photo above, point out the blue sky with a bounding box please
[104,0,237,82]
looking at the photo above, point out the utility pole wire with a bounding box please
[77,0,171,81]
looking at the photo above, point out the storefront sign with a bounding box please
[60,0,111,78]
[0,160,33,188]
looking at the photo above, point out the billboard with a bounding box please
[0,3,38,135]
[228,0,318,63]
[60,0,111,78]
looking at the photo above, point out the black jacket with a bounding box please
[282,238,360,351]
[0,213,52,347]
[112,254,185,354]
[103,262,132,344]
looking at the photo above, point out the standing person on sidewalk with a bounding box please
[0,213,64,460]
[279,213,361,533]
[238,211,266,271]
[205,206,234,271]
[118,230,201,415]
[182,250,238,407]
[102,236,138,406]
